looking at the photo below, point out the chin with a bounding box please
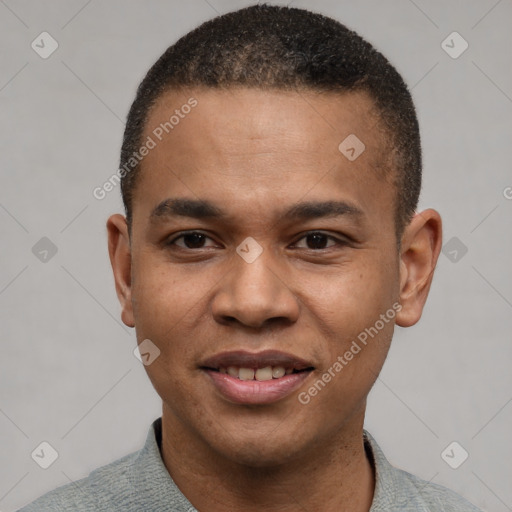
[208,425,310,468]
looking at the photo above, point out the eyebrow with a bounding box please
[150,198,225,220]
[149,198,364,223]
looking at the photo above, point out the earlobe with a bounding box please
[395,209,442,328]
[106,214,135,328]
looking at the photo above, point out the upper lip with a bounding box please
[200,350,314,371]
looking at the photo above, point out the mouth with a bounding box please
[200,350,315,405]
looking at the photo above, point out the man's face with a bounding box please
[122,88,402,465]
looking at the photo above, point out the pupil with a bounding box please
[307,233,327,249]
[184,233,205,248]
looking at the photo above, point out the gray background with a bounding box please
[1,0,511,510]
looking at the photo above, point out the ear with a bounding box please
[107,214,135,328]
[395,209,442,327]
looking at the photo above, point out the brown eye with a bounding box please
[306,233,329,249]
[294,232,341,250]
[169,232,217,249]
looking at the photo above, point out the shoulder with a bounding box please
[396,467,483,511]
[17,450,139,511]
[17,418,186,512]
[363,430,482,512]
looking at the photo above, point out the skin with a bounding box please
[107,87,442,511]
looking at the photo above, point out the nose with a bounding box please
[211,249,300,329]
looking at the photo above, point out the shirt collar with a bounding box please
[364,429,432,511]
[126,417,196,511]
[130,418,430,511]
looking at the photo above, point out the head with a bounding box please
[120,3,422,242]
[108,4,442,466]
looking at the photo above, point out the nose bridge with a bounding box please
[212,243,299,328]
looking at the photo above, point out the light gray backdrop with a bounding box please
[1,1,511,510]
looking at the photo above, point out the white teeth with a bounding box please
[255,367,273,381]
[239,368,255,381]
[272,366,286,378]
[218,365,297,380]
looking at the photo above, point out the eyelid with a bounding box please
[166,230,219,247]
[165,230,350,250]
[291,231,349,249]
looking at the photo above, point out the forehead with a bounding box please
[145,86,386,156]
[134,87,394,227]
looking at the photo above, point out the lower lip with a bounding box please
[204,370,311,405]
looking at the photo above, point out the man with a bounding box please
[19,4,482,511]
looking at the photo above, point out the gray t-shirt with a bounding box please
[18,417,482,511]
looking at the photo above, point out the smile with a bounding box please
[200,350,314,405]
[218,366,293,380]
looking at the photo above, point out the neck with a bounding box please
[160,406,375,512]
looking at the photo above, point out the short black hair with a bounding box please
[120,3,421,241]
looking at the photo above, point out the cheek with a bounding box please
[299,284,396,427]
[129,264,204,390]
[303,251,398,368]
[130,260,205,409]
[306,251,398,321]
[131,255,208,334]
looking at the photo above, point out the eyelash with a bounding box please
[166,230,348,251]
